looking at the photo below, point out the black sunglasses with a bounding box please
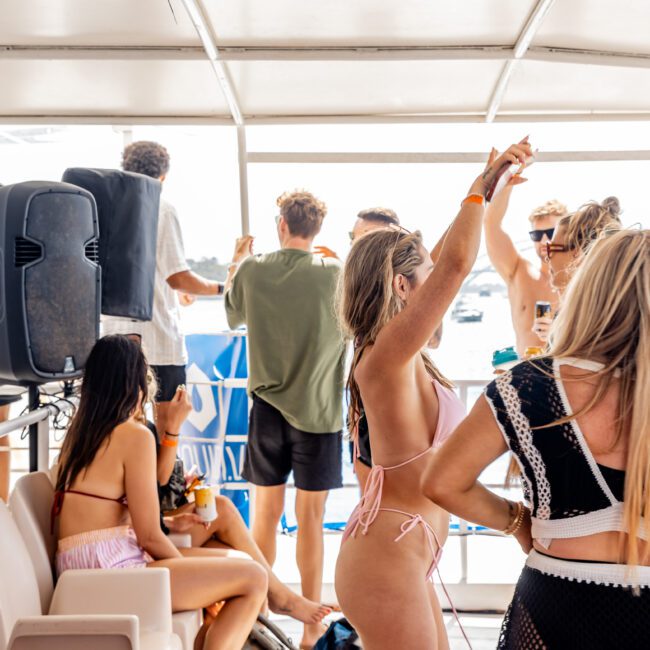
[529,228,555,243]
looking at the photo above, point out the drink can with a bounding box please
[535,301,552,319]
[194,486,218,523]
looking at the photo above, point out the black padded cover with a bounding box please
[62,167,160,320]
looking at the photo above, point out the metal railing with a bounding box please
[0,397,76,473]
[185,376,515,585]
[2,375,513,585]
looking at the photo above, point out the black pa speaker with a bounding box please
[0,181,100,384]
[62,168,160,321]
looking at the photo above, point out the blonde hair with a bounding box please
[559,196,622,254]
[338,229,452,432]
[548,229,650,566]
[528,199,568,225]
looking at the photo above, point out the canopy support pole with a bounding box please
[237,125,250,236]
[181,0,250,234]
[486,0,556,122]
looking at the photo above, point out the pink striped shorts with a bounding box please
[56,525,153,576]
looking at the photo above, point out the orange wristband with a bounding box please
[461,193,486,208]
[161,438,178,448]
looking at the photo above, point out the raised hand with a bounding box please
[486,145,530,190]
[532,316,553,342]
[166,385,193,434]
[313,245,339,260]
[472,138,533,200]
[232,235,254,264]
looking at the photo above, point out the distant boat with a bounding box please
[452,300,484,323]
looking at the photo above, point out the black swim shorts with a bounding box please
[243,393,342,492]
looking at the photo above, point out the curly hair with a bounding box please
[121,141,170,179]
[528,199,568,224]
[276,190,327,239]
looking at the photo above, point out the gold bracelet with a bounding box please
[508,506,527,536]
[501,500,525,535]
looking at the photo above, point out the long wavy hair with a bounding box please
[56,335,151,492]
[338,228,452,433]
[548,229,650,565]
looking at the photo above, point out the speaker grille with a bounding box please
[14,237,43,267]
[84,239,99,263]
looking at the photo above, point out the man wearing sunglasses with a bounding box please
[484,176,567,356]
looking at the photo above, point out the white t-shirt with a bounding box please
[103,199,190,365]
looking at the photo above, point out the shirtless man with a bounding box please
[484,160,567,355]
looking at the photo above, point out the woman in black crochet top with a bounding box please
[423,229,650,649]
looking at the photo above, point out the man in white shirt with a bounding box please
[104,141,223,459]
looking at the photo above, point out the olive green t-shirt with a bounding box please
[224,248,345,433]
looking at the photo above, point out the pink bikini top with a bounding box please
[349,381,465,537]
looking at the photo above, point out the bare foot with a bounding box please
[300,622,327,649]
[268,588,332,624]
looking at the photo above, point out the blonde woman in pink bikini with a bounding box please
[335,140,532,649]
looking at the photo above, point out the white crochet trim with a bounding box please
[553,358,618,506]
[532,505,645,541]
[483,391,534,501]
[526,550,650,588]
[532,507,649,542]
[496,372,552,519]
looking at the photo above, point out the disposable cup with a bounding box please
[194,486,217,523]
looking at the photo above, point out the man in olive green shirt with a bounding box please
[225,190,345,647]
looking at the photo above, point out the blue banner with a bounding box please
[180,332,251,524]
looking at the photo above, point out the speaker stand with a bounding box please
[28,384,40,472]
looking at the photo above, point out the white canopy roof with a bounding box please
[2,0,650,124]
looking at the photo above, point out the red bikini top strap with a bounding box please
[50,489,127,534]
[64,489,127,504]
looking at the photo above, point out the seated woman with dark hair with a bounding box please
[53,335,267,650]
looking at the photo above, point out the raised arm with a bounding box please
[483,151,528,281]
[421,395,532,553]
[124,423,182,560]
[224,235,254,293]
[369,141,533,373]
[429,225,450,265]
[156,386,192,486]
